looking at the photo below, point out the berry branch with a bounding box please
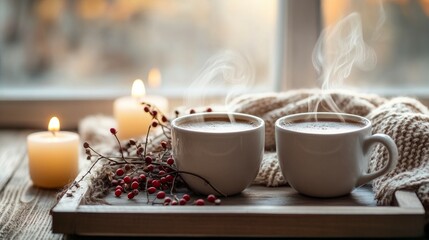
[63,104,222,206]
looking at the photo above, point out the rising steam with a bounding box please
[313,12,377,89]
[311,11,381,114]
[184,50,255,111]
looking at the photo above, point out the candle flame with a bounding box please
[48,116,60,132]
[148,68,161,88]
[131,79,145,98]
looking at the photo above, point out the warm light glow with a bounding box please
[131,79,146,98]
[35,0,65,22]
[148,68,162,88]
[77,0,106,20]
[421,0,429,17]
[48,117,60,132]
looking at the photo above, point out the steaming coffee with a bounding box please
[275,112,398,198]
[178,118,257,132]
[280,118,366,134]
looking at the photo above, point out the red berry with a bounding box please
[123,175,131,184]
[182,194,191,202]
[151,121,158,127]
[144,156,152,164]
[116,168,125,176]
[115,189,122,197]
[111,179,118,186]
[171,200,178,206]
[83,142,90,148]
[131,181,139,189]
[179,198,187,205]
[144,106,150,112]
[207,194,216,203]
[132,176,139,182]
[159,170,166,176]
[115,185,123,191]
[206,107,213,112]
[139,174,147,182]
[161,116,168,122]
[190,109,196,114]
[160,177,167,184]
[124,164,131,171]
[132,189,139,196]
[147,178,153,185]
[137,147,143,155]
[165,174,174,182]
[195,199,205,206]
[156,191,166,199]
[147,187,156,194]
[110,128,117,134]
[167,158,174,165]
[147,164,154,172]
[152,180,161,188]
[152,110,158,117]
[127,192,135,199]
[164,197,172,204]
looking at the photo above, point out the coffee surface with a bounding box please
[179,118,256,132]
[281,118,366,134]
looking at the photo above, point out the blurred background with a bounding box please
[0,0,276,99]
[323,0,429,93]
[0,0,428,128]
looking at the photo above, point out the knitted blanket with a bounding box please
[79,89,429,210]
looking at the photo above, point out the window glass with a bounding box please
[0,0,277,99]
[321,0,429,94]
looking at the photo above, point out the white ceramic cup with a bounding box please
[275,112,398,198]
[171,112,265,196]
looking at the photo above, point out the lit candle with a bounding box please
[27,117,79,189]
[114,78,168,140]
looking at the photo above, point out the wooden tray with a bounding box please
[52,171,425,238]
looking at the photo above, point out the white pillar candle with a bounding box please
[27,117,79,189]
[114,79,168,140]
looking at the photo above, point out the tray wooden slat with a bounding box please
[52,170,425,238]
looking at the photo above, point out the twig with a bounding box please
[88,146,122,164]
[113,133,128,163]
[171,170,227,197]
[143,124,152,157]
[72,156,103,188]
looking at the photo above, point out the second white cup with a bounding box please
[275,112,398,198]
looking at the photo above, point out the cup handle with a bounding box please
[356,134,398,187]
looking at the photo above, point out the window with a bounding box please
[320,0,429,97]
[0,0,277,100]
[0,0,280,129]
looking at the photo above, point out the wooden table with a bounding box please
[1,130,428,239]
